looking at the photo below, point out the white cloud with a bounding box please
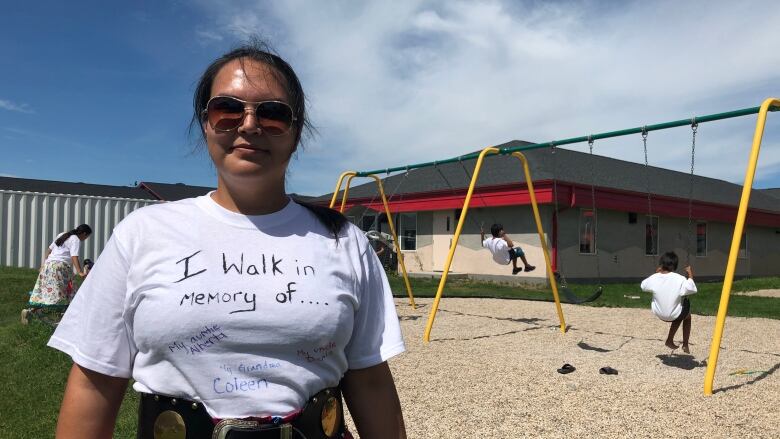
[0,99,34,114]
[196,0,780,194]
[196,29,224,44]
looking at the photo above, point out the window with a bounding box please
[361,215,376,232]
[397,212,417,250]
[696,222,707,256]
[645,216,659,256]
[738,232,748,258]
[579,209,596,254]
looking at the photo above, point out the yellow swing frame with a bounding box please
[422,147,567,342]
[329,171,416,308]
[704,97,780,395]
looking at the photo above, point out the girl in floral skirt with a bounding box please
[21,224,92,323]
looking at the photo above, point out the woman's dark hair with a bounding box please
[490,223,503,238]
[659,251,678,272]
[55,224,92,247]
[296,201,349,243]
[192,40,345,240]
[189,38,313,150]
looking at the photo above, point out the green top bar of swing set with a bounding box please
[355,105,780,178]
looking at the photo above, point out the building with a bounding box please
[0,177,159,269]
[0,178,216,269]
[317,140,780,282]
[1,177,320,269]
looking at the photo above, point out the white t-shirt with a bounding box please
[47,233,80,263]
[48,194,405,418]
[640,272,697,321]
[483,237,510,265]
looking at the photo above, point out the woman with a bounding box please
[21,224,92,324]
[49,42,407,438]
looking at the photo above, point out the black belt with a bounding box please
[137,387,347,439]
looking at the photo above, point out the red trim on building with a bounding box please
[340,180,780,227]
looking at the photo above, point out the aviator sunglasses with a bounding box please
[202,96,297,136]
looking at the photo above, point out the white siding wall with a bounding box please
[0,190,159,269]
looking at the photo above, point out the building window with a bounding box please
[397,212,417,251]
[696,222,707,256]
[579,209,596,254]
[361,215,376,232]
[738,232,748,259]
[645,215,659,256]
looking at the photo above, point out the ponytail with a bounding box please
[55,224,93,247]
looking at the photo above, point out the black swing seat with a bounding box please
[560,285,603,304]
[553,272,603,304]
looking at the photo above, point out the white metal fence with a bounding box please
[0,190,159,269]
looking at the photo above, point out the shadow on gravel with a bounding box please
[437,308,546,325]
[399,315,422,321]
[715,362,780,394]
[430,325,549,343]
[656,354,706,370]
[577,337,634,353]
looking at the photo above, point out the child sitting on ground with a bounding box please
[640,251,697,353]
[481,223,535,275]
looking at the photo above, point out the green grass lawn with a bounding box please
[1,265,777,437]
[387,273,780,319]
[0,266,138,438]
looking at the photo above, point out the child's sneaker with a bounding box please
[512,267,522,275]
[21,309,30,325]
[524,265,536,272]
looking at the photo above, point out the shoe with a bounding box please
[599,366,619,375]
[524,265,536,272]
[512,267,522,275]
[557,363,576,374]
[21,309,29,325]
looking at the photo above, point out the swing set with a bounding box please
[330,98,779,395]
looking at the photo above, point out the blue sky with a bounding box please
[2,1,780,196]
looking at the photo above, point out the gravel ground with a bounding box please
[348,298,780,438]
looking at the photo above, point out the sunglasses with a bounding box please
[202,96,297,136]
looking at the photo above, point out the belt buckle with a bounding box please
[212,419,293,439]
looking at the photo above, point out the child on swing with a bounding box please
[641,251,697,353]
[481,223,535,275]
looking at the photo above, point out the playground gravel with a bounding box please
[348,298,780,438]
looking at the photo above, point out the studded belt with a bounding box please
[137,387,348,439]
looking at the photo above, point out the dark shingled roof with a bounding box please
[315,140,780,212]
[0,176,156,200]
[761,188,780,199]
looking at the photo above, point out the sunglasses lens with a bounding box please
[255,101,294,136]
[207,97,245,131]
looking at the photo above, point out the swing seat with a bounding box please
[560,285,603,304]
[554,272,603,304]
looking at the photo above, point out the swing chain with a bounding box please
[686,118,698,265]
[550,143,561,274]
[642,126,655,256]
[587,135,602,283]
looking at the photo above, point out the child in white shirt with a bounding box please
[481,223,535,275]
[640,251,697,353]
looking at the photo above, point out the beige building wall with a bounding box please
[400,206,551,281]
[396,205,778,281]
